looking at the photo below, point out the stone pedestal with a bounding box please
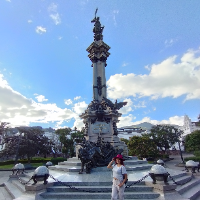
[145,181,189,200]
[145,181,177,191]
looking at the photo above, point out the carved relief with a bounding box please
[113,121,118,136]
[93,76,106,97]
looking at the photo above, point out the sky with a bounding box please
[0,0,200,130]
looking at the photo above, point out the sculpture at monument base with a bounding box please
[78,136,123,174]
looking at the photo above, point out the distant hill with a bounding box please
[120,122,154,130]
[120,122,181,130]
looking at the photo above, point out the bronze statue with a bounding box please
[91,8,104,41]
[78,136,123,173]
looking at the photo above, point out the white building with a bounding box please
[181,115,200,137]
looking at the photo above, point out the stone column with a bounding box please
[93,62,98,100]
[87,40,110,102]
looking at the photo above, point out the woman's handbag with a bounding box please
[121,167,128,184]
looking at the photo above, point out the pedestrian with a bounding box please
[107,154,127,200]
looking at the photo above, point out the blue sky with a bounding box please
[0,0,200,129]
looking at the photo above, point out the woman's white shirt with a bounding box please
[112,165,127,182]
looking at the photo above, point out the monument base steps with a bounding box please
[2,166,200,200]
[49,157,153,172]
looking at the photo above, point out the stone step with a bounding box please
[58,161,82,166]
[58,159,148,166]
[48,165,81,172]
[4,181,24,199]
[46,185,153,193]
[40,191,160,199]
[124,160,148,165]
[179,181,200,200]
[58,159,147,167]
[12,180,26,193]
[49,163,152,172]
[0,185,12,200]
[91,164,152,172]
[195,194,200,200]
[41,199,158,200]
[67,156,138,161]
[53,181,145,186]
[168,172,187,179]
[168,174,193,185]
[176,178,200,195]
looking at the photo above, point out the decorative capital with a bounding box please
[86,41,110,63]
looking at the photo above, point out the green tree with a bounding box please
[71,129,84,143]
[0,122,10,137]
[128,135,158,158]
[55,128,71,147]
[185,130,200,152]
[120,138,129,145]
[55,127,84,157]
[149,125,182,154]
[0,127,52,163]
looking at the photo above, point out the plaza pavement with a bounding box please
[0,153,195,200]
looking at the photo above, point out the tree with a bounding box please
[120,138,129,145]
[128,135,159,158]
[185,130,200,152]
[71,129,84,143]
[197,114,200,126]
[0,122,10,144]
[55,127,74,157]
[0,127,52,163]
[149,125,182,154]
[56,127,84,157]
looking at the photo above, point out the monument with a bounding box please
[79,9,128,155]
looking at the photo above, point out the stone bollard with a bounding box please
[157,159,165,166]
[25,166,54,192]
[31,166,49,185]
[149,164,168,184]
[146,164,177,196]
[46,161,53,168]
[185,160,199,173]
[11,163,25,177]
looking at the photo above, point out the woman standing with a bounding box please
[107,154,127,200]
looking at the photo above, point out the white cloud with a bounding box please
[133,101,146,109]
[165,38,177,48]
[144,65,151,71]
[36,26,46,34]
[0,73,76,127]
[48,3,61,25]
[122,62,129,67]
[48,3,58,12]
[6,0,11,2]
[118,115,184,128]
[120,98,132,114]
[58,36,63,40]
[73,101,88,115]
[74,96,81,100]
[107,47,200,101]
[118,114,136,127]
[64,99,73,105]
[112,10,119,26]
[28,20,32,23]
[50,13,61,25]
[35,95,48,102]
[73,117,84,130]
